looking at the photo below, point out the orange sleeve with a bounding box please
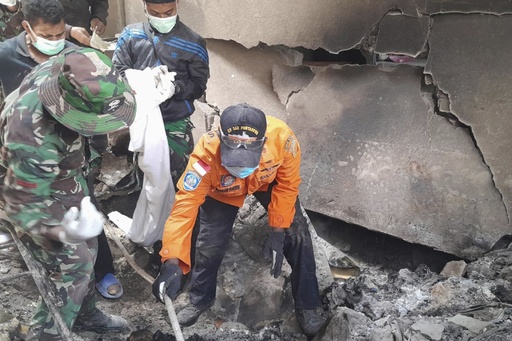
[267,128,302,228]
[160,137,213,274]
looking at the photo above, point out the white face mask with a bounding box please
[27,22,65,56]
[146,9,177,34]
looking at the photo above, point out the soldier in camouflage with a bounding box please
[0,0,23,42]
[0,0,123,301]
[0,47,136,340]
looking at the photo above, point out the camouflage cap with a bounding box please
[38,47,136,136]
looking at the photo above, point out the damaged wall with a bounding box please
[115,1,512,259]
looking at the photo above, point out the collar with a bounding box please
[15,31,30,58]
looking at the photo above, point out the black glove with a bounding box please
[262,230,285,278]
[152,261,183,303]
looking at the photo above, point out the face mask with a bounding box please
[225,166,258,179]
[27,23,65,56]
[146,12,177,34]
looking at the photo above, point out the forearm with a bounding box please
[90,0,109,25]
[40,225,64,242]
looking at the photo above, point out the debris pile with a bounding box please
[1,195,511,340]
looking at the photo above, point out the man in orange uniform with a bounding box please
[152,103,326,338]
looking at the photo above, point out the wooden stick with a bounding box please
[103,221,154,284]
[165,295,185,341]
[0,219,73,340]
[104,221,184,340]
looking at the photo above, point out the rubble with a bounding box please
[2,196,512,340]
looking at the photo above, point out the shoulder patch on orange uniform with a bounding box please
[192,159,211,177]
[183,170,202,191]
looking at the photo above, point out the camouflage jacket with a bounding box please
[58,0,109,32]
[0,61,88,234]
[0,4,23,42]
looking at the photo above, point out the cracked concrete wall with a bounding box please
[425,14,512,224]
[118,1,512,258]
[284,64,508,259]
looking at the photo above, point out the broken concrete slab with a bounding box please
[285,64,508,259]
[375,15,430,57]
[409,319,444,340]
[425,14,512,229]
[177,0,416,52]
[447,314,492,334]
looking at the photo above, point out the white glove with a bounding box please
[149,65,177,104]
[59,197,105,245]
[0,0,17,6]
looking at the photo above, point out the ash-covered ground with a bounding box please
[1,194,511,341]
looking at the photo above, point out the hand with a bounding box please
[59,196,105,245]
[70,26,91,46]
[262,229,285,278]
[150,66,177,103]
[152,261,183,303]
[0,0,17,7]
[90,18,106,35]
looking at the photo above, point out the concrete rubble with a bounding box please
[2,197,512,340]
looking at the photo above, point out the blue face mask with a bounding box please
[225,166,258,179]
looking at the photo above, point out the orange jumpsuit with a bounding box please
[160,116,301,274]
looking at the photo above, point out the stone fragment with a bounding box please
[440,260,468,278]
[447,314,492,334]
[409,320,444,340]
[318,307,372,341]
[436,90,450,113]
[98,151,132,188]
[431,282,451,306]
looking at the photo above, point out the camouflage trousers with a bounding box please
[164,117,195,186]
[20,232,98,340]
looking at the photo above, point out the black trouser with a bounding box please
[86,162,115,283]
[94,230,115,281]
[189,183,320,310]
